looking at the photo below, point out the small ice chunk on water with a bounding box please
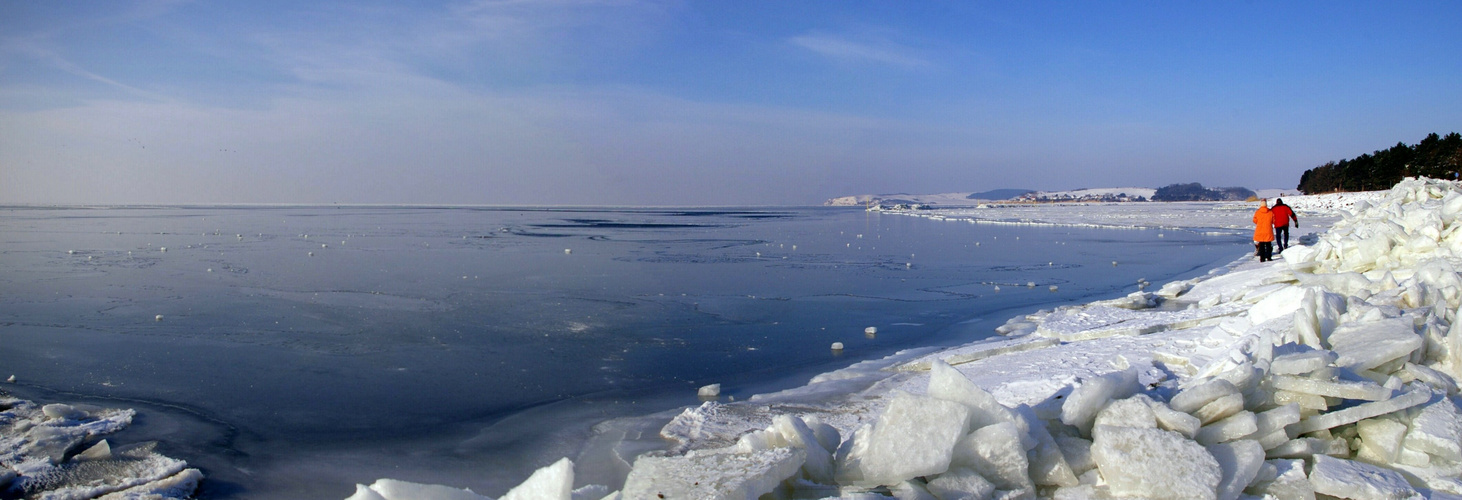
[43,403,86,420]
[865,327,878,335]
[6,375,15,383]
[502,457,574,500]
[159,247,166,252]
[73,439,112,461]
[1090,426,1221,500]
[831,342,844,351]
[698,384,721,397]
[564,249,572,254]
[1026,282,1035,287]
[1049,286,1058,292]
[1308,455,1418,500]
[351,479,489,500]
[155,315,163,321]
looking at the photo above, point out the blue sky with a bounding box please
[2,1,1460,205]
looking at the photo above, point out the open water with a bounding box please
[0,205,1245,497]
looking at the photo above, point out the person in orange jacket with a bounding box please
[1270,198,1298,253]
[1253,200,1275,262]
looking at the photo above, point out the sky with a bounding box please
[2,1,1460,205]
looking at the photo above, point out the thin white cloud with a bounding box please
[790,33,930,68]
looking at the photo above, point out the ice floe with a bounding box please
[0,395,201,498]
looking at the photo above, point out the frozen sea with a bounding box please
[0,205,1249,498]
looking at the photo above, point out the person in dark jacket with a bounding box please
[1270,198,1298,253]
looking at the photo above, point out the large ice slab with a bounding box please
[837,392,969,487]
[1308,455,1419,500]
[623,446,805,500]
[1089,426,1221,500]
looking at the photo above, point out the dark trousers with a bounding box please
[1274,226,1290,252]
[1256,241,1274,262]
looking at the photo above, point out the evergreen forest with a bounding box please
[1297,132,1462,194]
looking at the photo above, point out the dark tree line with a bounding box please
[1152,183,1256,201]
[1297,132,1462,194]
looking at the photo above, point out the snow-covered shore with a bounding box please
[360,178,1462,500]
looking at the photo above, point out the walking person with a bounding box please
[1270,198,1298,253]
[1253,199,1275,262]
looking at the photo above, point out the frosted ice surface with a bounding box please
[950,422,1031,493]
[926,467,996,500]
[1060,368,1139,435]
[1089,426,1220,500]
[1207,440,1264,500]
[502,457,574,500]
[839,392,969,487]
[1402,395,1462,461]
[699,384,722,397]
[1401,362,1458,394]
[1091,396,1156,430]
[623,446,805,500]
[1326,318,1423,371]
[1308,455,1419,500]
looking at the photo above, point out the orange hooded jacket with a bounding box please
[1253,205,1275,242]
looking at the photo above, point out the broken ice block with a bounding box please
[926,468,995,500]
[1272,390,1328,412]
[1061,369,1140,435]
[1192,393,1245,425]
[1291,388,1431,435]
[362,479,491,500]
[1208,440,1265,500]
[1170,378,1240,414]
[1092,396,1156,430]
[839,392,970,487]
[1327,317,1423,371]
[1195,411,1257,445]
[698,384,721,397]
[1402,395,1462,461]
[951,422,1032,493]
[1270,350,1338,376]
[1090,426,1221,500]
[1356,418,1408,464]
[928,360,1020,430]
[1401,362,1458,394]
[1308,455,1418,500]
[1149,399,1201,438]
[502,457,574,500]
[624,447,805,500]
[1270,375,1394,401]
[1242,459,1313,500]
